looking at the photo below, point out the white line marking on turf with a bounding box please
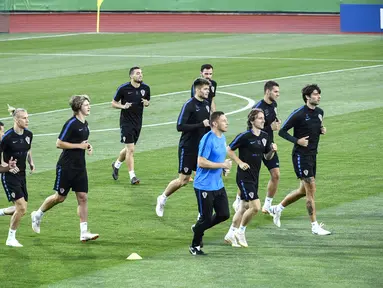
[33,91,255,137]
[0,51,382,62]
[0,33,96,42]
[1,64,381,122]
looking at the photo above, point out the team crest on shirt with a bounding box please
[202,192,208,199]
[211,86,215,93]
[249,192,254,198]
[262,138,267,146]
[184,167,189,173]
[303,170,308,176]
[60,188,65,194]
[318,114,323,122]
[11,192,15,198]
[206,105,210,113]
[274,107,278,114]
[123,136,126,142]
[140,89,146,96]
[25,136,30,144]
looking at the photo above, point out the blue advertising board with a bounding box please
[340,4,383,32]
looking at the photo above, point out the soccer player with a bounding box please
[191,64,217,112]
[0,121,18,218]
[156,78,211,217]
[224,108,277,247]
[31,95,99,242]
[189,111,232,255]
[232,81,281,214]
[270,84,331,236]
[111,66,150,184]
[1,106,34,247]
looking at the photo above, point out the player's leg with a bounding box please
[7,197,27,247]
[304,157,330,235]
[235,182,260,247]
[125,143,140,184]
[225,181,247,246]
[235,199,260,247]
[76,192,98,242]
[270,181,306,228]
[269,153,305,227]
[113,126,139,182]
[262,154,280,214]
[2,174,27,247]
[232,188,241,212]
[156,148,193,217]
[208,188,230,229]
[225,199,245,247]
[74,170,98,242]
[156,173,190,217]
[31,166,69,234]
[190,189,214,255]
[0,206,15,216]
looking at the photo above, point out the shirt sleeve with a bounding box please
[211,82,217,97]
[145,86,151,101]
[113,86,123,102]
[229,132,246,151]
[176,102,204,132]
[198,134,212,159]
[265,134,272,154]
[279,109,300,144]
[0,138,6,154]
[58,119,75,141]
[29,132,33,145]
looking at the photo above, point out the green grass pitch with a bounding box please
[0,33,382,287]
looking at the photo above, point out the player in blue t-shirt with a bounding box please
[189,111,232,256]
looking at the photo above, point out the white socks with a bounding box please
[80,222,88,234]
[129,170,136,179]
[8,229,16,241]
[114,160,122,169]
[264,196,273,208]
[277,203,285,212]
[239,225,246,232]
[0,209,4,216]
[36,209,44,219]
[230,224,237,232]
[311,221,318,228]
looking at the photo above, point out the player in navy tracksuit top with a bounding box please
[156,78,211,218]
[271,84,331,236]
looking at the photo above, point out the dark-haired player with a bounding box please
[111,66,150,184]
[271,84,331,236]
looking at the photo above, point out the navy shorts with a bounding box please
[292,153,317,179]
[237,179,259,201]
[1,173,28,202]
[53,166,88,196]
[178,147,197,175]
[262,152,280,170]
[120,125,141,144]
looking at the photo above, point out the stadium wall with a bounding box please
[1,0,382,13]
[0,0,368,13]
[1,0,381,33]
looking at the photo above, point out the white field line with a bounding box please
[1,63,380,122]
[33,91,255,137]
[0,51,382,62]
[0,33,96,42]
